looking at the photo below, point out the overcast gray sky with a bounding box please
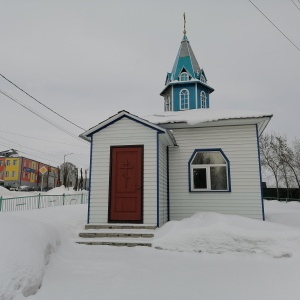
[1,0,300,171]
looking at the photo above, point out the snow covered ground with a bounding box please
[1,200,300,300]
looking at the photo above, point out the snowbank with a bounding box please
[1,201,300,300]
[152,211,300,257]
[0,214,60,299]
[0,205,87,300]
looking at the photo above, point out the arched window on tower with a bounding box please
[200,74,206,83]
[200,91,207,108]
[164,95,171,112]
[179,72,189,82]
[180,89,189,110]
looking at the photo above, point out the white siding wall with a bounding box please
[158,136,168,226]
[89,118,158,225]
[169,124,263,220]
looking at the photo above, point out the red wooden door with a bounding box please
[109,146,143,222]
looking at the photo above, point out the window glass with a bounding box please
[192,152,225,165]
[180,89,189,110]
[210,166,227,190]
[180,72,189,81]
[164,95,170,112]
[193,168,207,189]
[190,150,229,191]
[200,91,207,108]
[6,160,10,166]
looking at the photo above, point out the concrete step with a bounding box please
[75,237,152,247]
[79,232,154,238]
[77,224,156,247]
[85,224,157,230]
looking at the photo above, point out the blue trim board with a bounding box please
[87,114,165,137]
[256,124,265,221]
[156,133,160,227]
[167,146,170,222]
[87,135,93,224]
[188,148,231,193]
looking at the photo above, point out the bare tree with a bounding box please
[84,169,88,190]
[260,133,281,198]
[60,162,77,187]
[73,168,78,191]
[79,168,83,190]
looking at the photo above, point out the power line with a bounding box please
[0,73,86,131]
[291,0,300,12]
[248,0,300,53]
[0,130,89,148]
[0,89,87,142]
[0,135,67,160]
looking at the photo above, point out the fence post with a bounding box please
[0,196,2,212]
[81,193,83,204]
[63,194,65,205]
[38,193,41,209]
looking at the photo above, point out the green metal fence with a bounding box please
[0,193,88,212]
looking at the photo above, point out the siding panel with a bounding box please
[89,118,158,225]
[168,124,263,220]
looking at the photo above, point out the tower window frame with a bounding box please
[179,72,189,82]
[179,89,189,110]
[200,91,207,108]
[200,74,206,83]
[188,149,231,192]
[164,94,171,112]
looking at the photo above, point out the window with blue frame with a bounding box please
[180,89,189,110]
[200,91,207,108]
[189,150,230,191]
[179,72,189,81]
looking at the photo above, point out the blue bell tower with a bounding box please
[160,15,214,112]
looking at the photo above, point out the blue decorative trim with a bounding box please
[188,148,231,193]
[87,135,93,224]
[256,124,265,221]
[167,146,170,222]
[87,114,164,137]
[156,134,159,226]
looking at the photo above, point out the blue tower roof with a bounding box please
[161,34,214,95]
[171,34,201,81]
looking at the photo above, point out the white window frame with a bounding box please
[179,72,189,82]
[189,150,230,192]
[5,171,9,177]
[164,95,171,112]
[6,160,10,166]
[200,74,206,83]
[13,160,17,166]
[200,91,207,108]
[180,89,189,110]
[12,171,16,178]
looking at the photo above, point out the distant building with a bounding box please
[0,150,59,189]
